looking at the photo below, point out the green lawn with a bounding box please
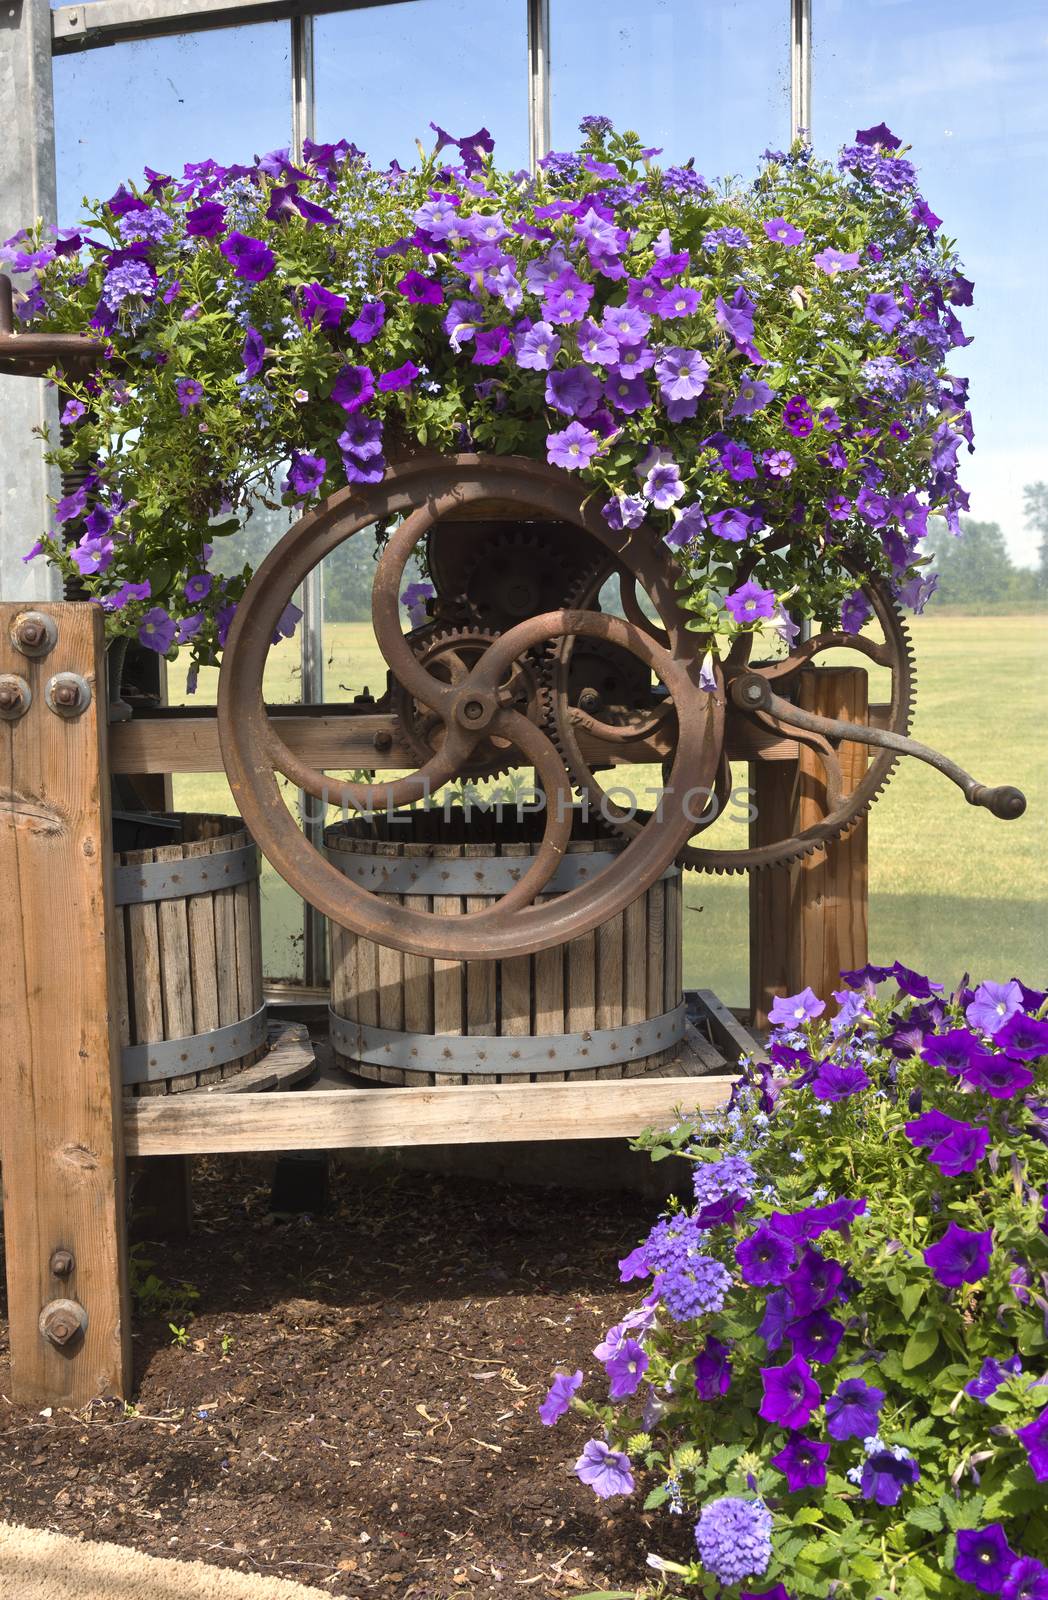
[169,613,1048,998]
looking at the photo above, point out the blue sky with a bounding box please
[51,0,1047,562]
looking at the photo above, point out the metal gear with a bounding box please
[541,557,918,874]
[390,623,541,780]
[454,525,598,633]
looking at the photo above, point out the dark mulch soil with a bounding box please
[0,1158,693,1597]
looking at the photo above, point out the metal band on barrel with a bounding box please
[113,841,260,905]
[121,1003,268,1085]
[328,1002,687,1075]
[326,848,678,897]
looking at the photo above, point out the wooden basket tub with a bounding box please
[326,808,685,1085]
[112,813,266,1096]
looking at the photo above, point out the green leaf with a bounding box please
[643,1484,670,1510]
[906,1504,944,1532]
[900,1280,926,1319]
[902,1324,940,1369]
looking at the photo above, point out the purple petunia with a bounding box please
[283,452,326,497]
[730,378,775,418]
[966,1355,1022,1403]
[138,607,177,654]
[516,320,561,371]
[921,1028,992,1075]
[841,590,873,634]
[788,1309,844,1365]
[764,216,805,246]
[810,1061,870,1101]
[658,283,702,320]
[769,987,825,1027]
[220,232,275,282]
[184,573,212,604]
[786,1247,844,1316]
[726,581,777,626]
[185,200,226,238]
[378,361,419,393]
[655,347,710,405]
[543,268,593,325]
[176,377,203,415]
[397,270,444,306]
[547,421,599,471]
[996,1011,1048,1058]
[242,327,266,379]
[813,247,861,276]
[602,494,646,532]
[1016,1407,1048,1482]
[574,1439,634,1498]
[825,1377,884,1440]
[472,326,511,365]
[605,1337,649,1399]
[349,301,386,343]
[1002,1557,1048,1600]
[759,1354,821,1430]
[546,365,602,417]
[540,1368,583,1425]
[331,364,375,414]
[864,292,905,334]
[960,1056,1034,1100]
[772,1435,830,1491]
[861,1448,920,1507]
[693,1336,732,1400]
[966,979,1024,1036]
[924,1223,993,1287]
[737,1223,795,1286]
[954,1526,1017,1593]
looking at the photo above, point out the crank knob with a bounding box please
[969,784,1026,820]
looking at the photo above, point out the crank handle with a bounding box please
[731,673,1027,821]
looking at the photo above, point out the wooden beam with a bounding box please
[0,602,132,1404]
[108,705,804,775]
[124,1075,737,1155]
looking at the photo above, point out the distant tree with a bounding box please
[925,516,1031,607]
[1023,481,1048,590]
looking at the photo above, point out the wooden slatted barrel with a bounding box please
[326,809,685,1084]
[112,813,266,1096]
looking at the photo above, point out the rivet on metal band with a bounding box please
[329,1002,687,1075]
[121,1003,268,1086]
[113,840,260,906]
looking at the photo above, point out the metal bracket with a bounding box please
[121,1003,268,1085]
[113,839,260,906]
[327,846,678,898]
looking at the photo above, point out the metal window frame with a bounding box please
[2,0,810,986]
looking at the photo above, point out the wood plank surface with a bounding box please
[124,1075,738,1156]
[0,601,131,1403]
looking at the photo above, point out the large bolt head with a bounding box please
[0,674,31,720]
[50,1248,75,1279]
[11,611,57,659]
[39,1297,88,1348]
[45,672,92,718]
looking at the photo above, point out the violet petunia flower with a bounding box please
[840,591,873,634]
[737,1223,794,1287]
[924,1223,993,1287]
[472,326,511,365]
[1016,1408,1048,1482]
[176,378,203,415]
[349,301,386,344]
[516,320,561,371]
[543,269,593,325]
[960,1056,1034,1100]
[966,979,1024,1036]
[242,327,266,379]
[996,1011,1048,1059]
[812,247,861,276]
[1001,1558,1048,1600]
[726,581,777,625]
[860,1449,919,1507]
[710,508,759,544]
[138,607,177,654]
[331,364,375,414]
[185,200,227,237]
[539,1368,582,1425]
[574,1439,634,1498]
[547,421,599,471]
[397,270,443,306]
[220,232,275,282]
[283,452,326,497]
[965,1355,1022,1403]
[864,292,905,334]
[954,1526,1017,1592]
[546,365,602,417]
[693,1337,732,1400]
[378,361,419,392]
[730,378,774,418]
[758,1354,821,1430]
[602,494,646,532]
[184,573,212,604]
[825,1377,884,1440]
[655,347,710,404]
[636,447,684,509]
[605,1337,649,1399]
[772,1435,830,1490]
[788,1309,844,1365]
[602,303,651,347]
[810,1061,871,1101]
[301,281,345,331]
[764,217,805,246]
[658,284,701,320]
[786,1247,845,1316]
[769,987,825,1026]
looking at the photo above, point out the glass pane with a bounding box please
[314,0,528,172]
[551,0,790,173]
[53,26,291,224]
[814,0,1048,986]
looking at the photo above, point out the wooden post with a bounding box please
[0,601,132,1403]
[749,666,869,1029]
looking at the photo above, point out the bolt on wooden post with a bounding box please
[0,601,132,1404]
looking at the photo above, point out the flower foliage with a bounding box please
[4,117,972,671]
[542,967,1048,1598]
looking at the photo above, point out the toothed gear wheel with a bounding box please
[390,624,541,780]
[542,558,917,873]
[458,527,585,633]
